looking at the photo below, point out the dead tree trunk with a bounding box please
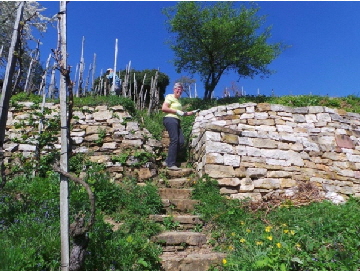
[111,38,118,96]
[84,63,91,94]
[0,1,24,190]
[76,36,85,97]
[11,69,21,94]
[56,2,70,270]
[38,53,51,97]
[24,39,40,94]
[133,72,137,104]
[137,73,146,110]
[53,165,95,271]
[91,53,96,93]
[148,71,159,115]
[122,61,131,97]
[48,65,56,98]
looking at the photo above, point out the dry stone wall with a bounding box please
[4,102,163,181]
[190,102,360,204]
[6,101,360,204]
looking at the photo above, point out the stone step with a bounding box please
[158,188,193,200]
[149,214,203,229]
[167,178,195,188]
[162,199,199,213]
[161,251,227,271]
[165,168,194,178]
[152,231,207,246]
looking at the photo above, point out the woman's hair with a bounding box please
[173,82,183,89]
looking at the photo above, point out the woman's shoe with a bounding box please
[168,165,181,171]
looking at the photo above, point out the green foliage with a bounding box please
[111,149,155,168]
[136,109,164,140]
[95,127,107,144]
[10,92,43,104]
[0,166,163,270]
[0,174,61,270]
[163,1,288,99]
[163,215,180,230]
[191,177,360,270]
[73,95,136,116]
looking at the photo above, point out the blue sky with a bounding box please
[36,1,360,98]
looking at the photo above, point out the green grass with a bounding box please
[192,177,360,271]
[0,162,164,271]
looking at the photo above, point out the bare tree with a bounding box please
[76,36,85,97]
[91,53,96,92]
[56,2,70,270]
[111,38,118,96]
[38,53,51,97]
[148,71,159,115]
[0,1,24,189]
[122,61,131,97]
[24,39,40,94]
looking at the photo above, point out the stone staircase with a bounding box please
[150,167,226,271]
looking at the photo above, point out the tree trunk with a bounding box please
[0,1,24,190]
[112,38,118,96]
[76,36,85,97]
[38,53,51,97]
[24,40,40,94]
[91,53,96,92]
[57,2,70,270]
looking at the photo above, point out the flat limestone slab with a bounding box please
[153,231,207,246]
[161,252,227,271]
[158,188,193,199]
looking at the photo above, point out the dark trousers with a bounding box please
[163,117,184,167]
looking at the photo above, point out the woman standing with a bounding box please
[162,82,198,170]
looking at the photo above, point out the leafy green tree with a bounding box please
[163,1,288,100]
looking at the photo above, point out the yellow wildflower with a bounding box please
[265,226,272,232]
[266,235,273,241]
[222,258,227,265]
[231,232,236,236]
[283,229,289,234]
[281,223,287,227]
[246,229,251,233]
[240,238,246,243]
[228,245,234,251]
[295,243,301,248]
[276,242,282,248]
[290,230,295,235]
[126,235,133,243]
[240,221,245,225]
[256,241,263,245]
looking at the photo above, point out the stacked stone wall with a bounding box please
[4,102,163,181]
[190,102,360,203]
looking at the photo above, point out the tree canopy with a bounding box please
[163,1,288,100]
